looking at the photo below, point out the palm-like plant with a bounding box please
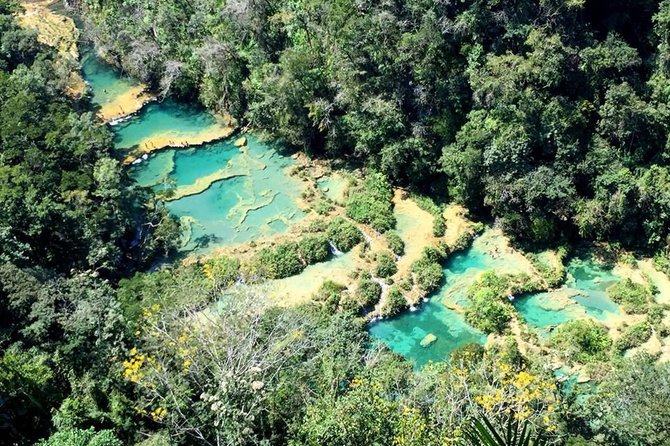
[463,413,548,446]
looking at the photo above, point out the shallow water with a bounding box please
[369,239,624,367]
[514,255,621,330]
[80,49,141,109]
[113,101,219,150]
[80,50,305,254]
[369,235,521,368]
[138,136,306,253]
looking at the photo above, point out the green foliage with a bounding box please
[204,256,240,288]
[297,234,330,265]
[464,285,514,334]
[374,251,397,278]
[549,320,612,363]
[614,322,653,353]
[411,260,444,293]
[380,287,407,317]
[463,413,547,446]
[607,279,652,314]
[36,428,123,446]
[355,275,382,308]
[432,215,446,237]
[326,217,363,252]
[385,231,405,256]
[573,354,670,446]
[252,242,304,279]
[345,172,396,233]
[313,280,347,313]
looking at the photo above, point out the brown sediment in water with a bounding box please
[98,86,156,123]
[122,122,235,165]
[16,0,87,98]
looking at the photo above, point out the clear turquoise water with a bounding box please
[81,50,305,254]
[514,255,621,330]
[369,240,623,367]
[149,136,305,253]
[368,238,517,369]
[368,303,486,369]
[113,101,218,149]
[80,49,140,109]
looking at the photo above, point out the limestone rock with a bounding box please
[234,136,247,147]
[420,333,437,347]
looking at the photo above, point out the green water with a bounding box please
[80,50,305,254]
[370,238,623,367]
[113,101,218,149]
[161,136,305,252]
[369,236,522,369]
[514,255,621,331]
[80,49,142,110]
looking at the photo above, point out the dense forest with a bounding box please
[2,0,670,445]
[78,0,670,250]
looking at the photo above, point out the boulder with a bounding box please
[420,333,437,348]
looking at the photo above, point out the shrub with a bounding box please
[607,279,651,314]
[411,260,444,293]
[527,251,566,288]
[464,288,513,334]
[374,251,397,278]
[297,234,330,265]
[380,287,407,317]
[421,244,448,263]
[385,231,405,256]
[646,303,665,327]
[313,280,347,313]
[653,252,670,276]
[204,255,240,287]
[432,215,446,237]
[345,172,396,233]
[252,242,303,279]
[452,230,476,251]
[549,320,612,363]
[326,217,363,252]
[615,322,652,353]
[356,276,382,307]
[314,200,335,215]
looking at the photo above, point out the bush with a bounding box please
[204,255,240,287]
[452,230,476,251]
[615,322,652,353]
[356,276,382,307]
[314,200,335,215]
[432,215,446,237]
[252,242,303,279]
[421,244,448,263]
[345,172,396,233]
[326,217,363,252]
[464,287,513,333]
[412,260,444,293]
[385,231,405,256]
[607,279,651,314]
[374,251,397,278]
[549,320,612,363]
[298,235,330,265]
[313,280,347,313]
[380,287,407,317]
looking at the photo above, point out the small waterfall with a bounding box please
[328,241,344,256]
